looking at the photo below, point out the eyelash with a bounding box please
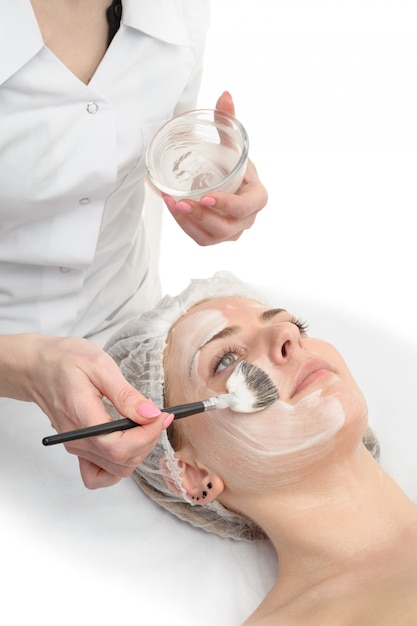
[290,316,309,334]
[211,317,309,375]
[212,345,244,374]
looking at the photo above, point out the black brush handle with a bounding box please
[42,401,207,446]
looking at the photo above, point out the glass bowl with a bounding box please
[145,109,249,202]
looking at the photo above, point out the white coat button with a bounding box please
[86,102,99,114]
[79,197,90,205]
[59,266,71,273]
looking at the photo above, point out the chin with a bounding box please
[323,381,368,424]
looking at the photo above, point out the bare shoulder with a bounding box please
[243,564,417,626]
[244,594,417,626]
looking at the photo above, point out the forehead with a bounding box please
[166,297,265,346]
[178,296,265,326]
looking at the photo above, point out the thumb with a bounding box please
[215,91,235,116]
[113,383,162,424]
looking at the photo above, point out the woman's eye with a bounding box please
[213,349,241,373]
[290,316,309,334]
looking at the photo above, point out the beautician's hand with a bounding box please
[163,91,268,246]
[0,334,171,489]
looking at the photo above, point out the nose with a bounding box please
[266,321,302,364]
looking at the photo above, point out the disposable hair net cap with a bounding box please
[104,271,268,541]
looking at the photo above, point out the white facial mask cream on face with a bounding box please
[193,389,346,491]
[168,308,230,401]
[169,306,346,491]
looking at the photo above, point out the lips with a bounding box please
[291,358,335,398]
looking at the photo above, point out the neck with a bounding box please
[229,445,417,598]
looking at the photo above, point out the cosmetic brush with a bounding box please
[42,361,278,447]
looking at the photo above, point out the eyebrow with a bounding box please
[200,308,287,350]
[199,325,240,350]
[259,307,287,322]
[189,308,288,376]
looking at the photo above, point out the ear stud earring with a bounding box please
[191,482,213,502]
[202,482,213,499]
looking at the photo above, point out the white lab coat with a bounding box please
[0,0,210,341]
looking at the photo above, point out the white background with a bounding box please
[2,2,417,625]
[160,0,417,348]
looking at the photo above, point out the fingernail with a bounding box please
[138,402,162,419]
[162,194,175,212]
[163,413,175,429]
[199,196,216,207]
[175,201,193,213]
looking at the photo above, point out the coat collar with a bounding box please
[0,0,43,85]
[0,0,199,85]
[122,0,192,46]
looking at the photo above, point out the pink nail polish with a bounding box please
[162,194,175,212]
[138,402,161,419]
[175,201,193,213]
[200,196,216,207]
[163,413,175,429]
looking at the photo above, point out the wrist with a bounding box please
[0,333,44,401]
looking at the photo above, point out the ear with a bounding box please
[177,456,224,504]
[161,451,224,505]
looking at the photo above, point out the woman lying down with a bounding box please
[104,271,417,625]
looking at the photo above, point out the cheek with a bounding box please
[187,391,347,493]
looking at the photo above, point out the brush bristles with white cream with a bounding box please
[42,361,279,446]
[212,361,279,412]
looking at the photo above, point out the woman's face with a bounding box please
[164,297,368,491]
